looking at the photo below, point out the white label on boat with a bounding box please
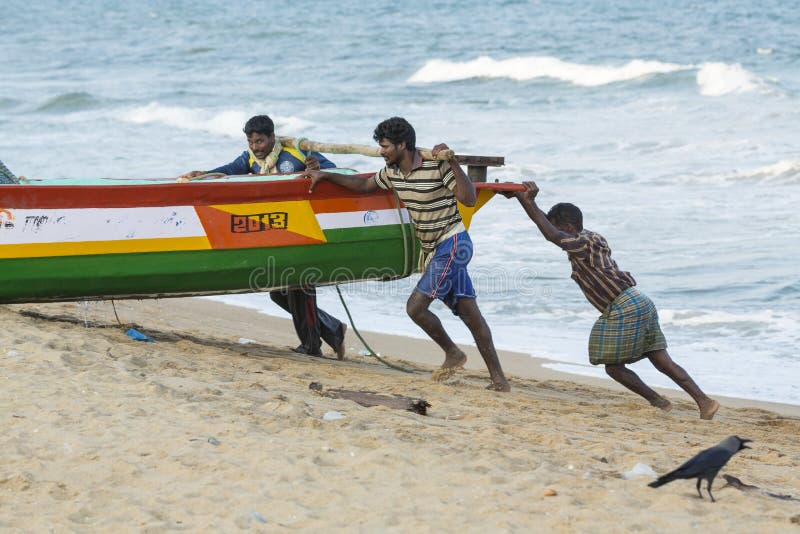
[315,208,410,230]
[0,207,206,244]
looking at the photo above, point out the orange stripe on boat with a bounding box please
[310,195,397,213]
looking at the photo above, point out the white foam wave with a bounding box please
[122,103,246,137]
[696,62,760,96]
[659,308,799,334]
[723,160,800,183]
[409,56,766,97]
[669,160,800,185]
[121,103,313,137]
[408,56,687,86]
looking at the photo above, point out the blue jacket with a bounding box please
[209,146,335,175]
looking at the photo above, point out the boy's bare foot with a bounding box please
[651,395,673,412]
[699,399,720,420]
[486,379,511,392]
[335,323,347,360]
[431,348,467,382]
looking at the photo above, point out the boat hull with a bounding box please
[0,174,417,303]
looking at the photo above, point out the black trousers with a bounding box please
[269,288,345,355]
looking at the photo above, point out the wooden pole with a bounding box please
[278,136,454,161]
[278,137,505,182]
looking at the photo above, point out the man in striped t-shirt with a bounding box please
[510,181,718,419]
[306,117,510,392]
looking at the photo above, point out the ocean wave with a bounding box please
[121,103,246,137]
[722,160,800,183]
[666,160,800,185]
[659,308,799,335]
[120,103,313,137]
[408,55,767,97]
[408,55,687,86]
[36,92,99,113]
[695,62,761,96]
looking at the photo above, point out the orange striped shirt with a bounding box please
[558,229,636,312]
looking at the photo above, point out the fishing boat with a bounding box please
[0,168,518,304]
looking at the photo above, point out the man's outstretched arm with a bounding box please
[305,170,381,194]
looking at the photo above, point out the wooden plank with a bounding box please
[455,155,505,167]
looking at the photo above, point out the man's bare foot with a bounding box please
[651,395,673,412]
[431,348,467,382]
[292,345,324,358]
[335,323,347,360]
[699,399,720,420]
[486,379,511,392]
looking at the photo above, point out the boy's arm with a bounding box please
[305,169,381,194]
[514,181,564,245]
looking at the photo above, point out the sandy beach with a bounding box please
[1,297,798,532]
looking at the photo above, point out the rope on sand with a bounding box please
[332,180,419,373]
[334,286,415,373]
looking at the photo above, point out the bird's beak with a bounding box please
[741,439,752,449]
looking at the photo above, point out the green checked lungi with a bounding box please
[588,287,667,365]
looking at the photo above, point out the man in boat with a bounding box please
[178,115,335,178]
[178,115,347,359]
[305,117,510,391]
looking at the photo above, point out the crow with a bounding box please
[648,435,751,502]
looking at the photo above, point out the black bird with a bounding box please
[648,436,751,502]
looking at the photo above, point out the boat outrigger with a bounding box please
[0,147,520,304]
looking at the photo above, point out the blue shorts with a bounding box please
[415,231,476,314]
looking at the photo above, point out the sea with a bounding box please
[2,0,798,405]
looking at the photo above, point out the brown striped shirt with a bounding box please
[374,151,464,252]
[558,229,636,312]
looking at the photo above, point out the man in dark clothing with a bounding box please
[179,115,346,358]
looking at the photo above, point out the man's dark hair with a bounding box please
[547,203,583,230]
[373,117,415,150]
[243,115,275,136]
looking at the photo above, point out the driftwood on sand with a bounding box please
[722,475,799,501]
[309,382,431,415]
